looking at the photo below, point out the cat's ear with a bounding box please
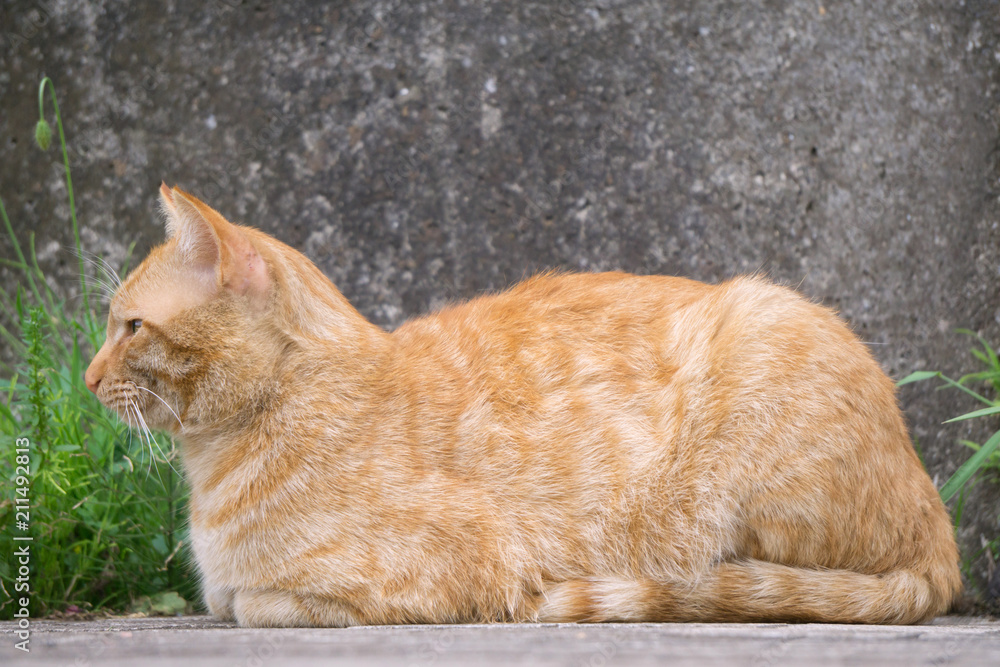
[160,185,269,301]
[159,181,177,217]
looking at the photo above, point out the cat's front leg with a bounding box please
[204,583,235,621]
[232,589,361,628]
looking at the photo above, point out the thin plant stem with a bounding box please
[38,77,95,339]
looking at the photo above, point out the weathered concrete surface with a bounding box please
[1,616,999,667]
[1,2,998,592]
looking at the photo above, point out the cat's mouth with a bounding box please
[100,380,182,434]
[101,380,149,422]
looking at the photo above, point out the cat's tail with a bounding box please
[537,558,960,624]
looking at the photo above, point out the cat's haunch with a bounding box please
[85,184,960,626]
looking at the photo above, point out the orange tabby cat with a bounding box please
[84,184,960,626]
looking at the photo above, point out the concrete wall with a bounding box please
[1,1,998,598]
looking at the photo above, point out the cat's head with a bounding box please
[85,184,276,434]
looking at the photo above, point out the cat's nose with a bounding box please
[85,349,108,394]
[84,368,102,394]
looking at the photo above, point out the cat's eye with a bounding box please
[130,319,143,334]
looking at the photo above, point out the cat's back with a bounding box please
[393,270,710,349]
[383,269,862,467]
[384,270,888,481]
[389,270,837,370]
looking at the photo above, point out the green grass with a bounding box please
[0,79,197,618]
[898,331,1000,580]
[898,332,1000,502]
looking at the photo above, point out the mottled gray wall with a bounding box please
[2,1,999,596]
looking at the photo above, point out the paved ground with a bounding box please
[2,615,999,666]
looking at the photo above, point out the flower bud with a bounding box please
[35,119,52,150]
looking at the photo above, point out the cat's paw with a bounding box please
[232,589,363,627]
[204,585,236,621]
[233,589,316,628]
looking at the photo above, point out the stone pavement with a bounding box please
[2,615,999,666]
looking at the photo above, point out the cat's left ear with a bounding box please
[160,184,270,302]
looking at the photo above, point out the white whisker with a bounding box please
[85,276,119,296]
[131,383,184,429]
[122,397,134,433]
[124,396,154,479]
[131,398,157,480]
[122,398,145,475]
[70,246,123,289]
[127,391,182,478]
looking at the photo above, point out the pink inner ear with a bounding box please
[174,210,223,274]
[223,235,269,298]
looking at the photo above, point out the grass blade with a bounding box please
[896,371,940,386]
[940,430,1000,502]
[943,406,1000,423]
